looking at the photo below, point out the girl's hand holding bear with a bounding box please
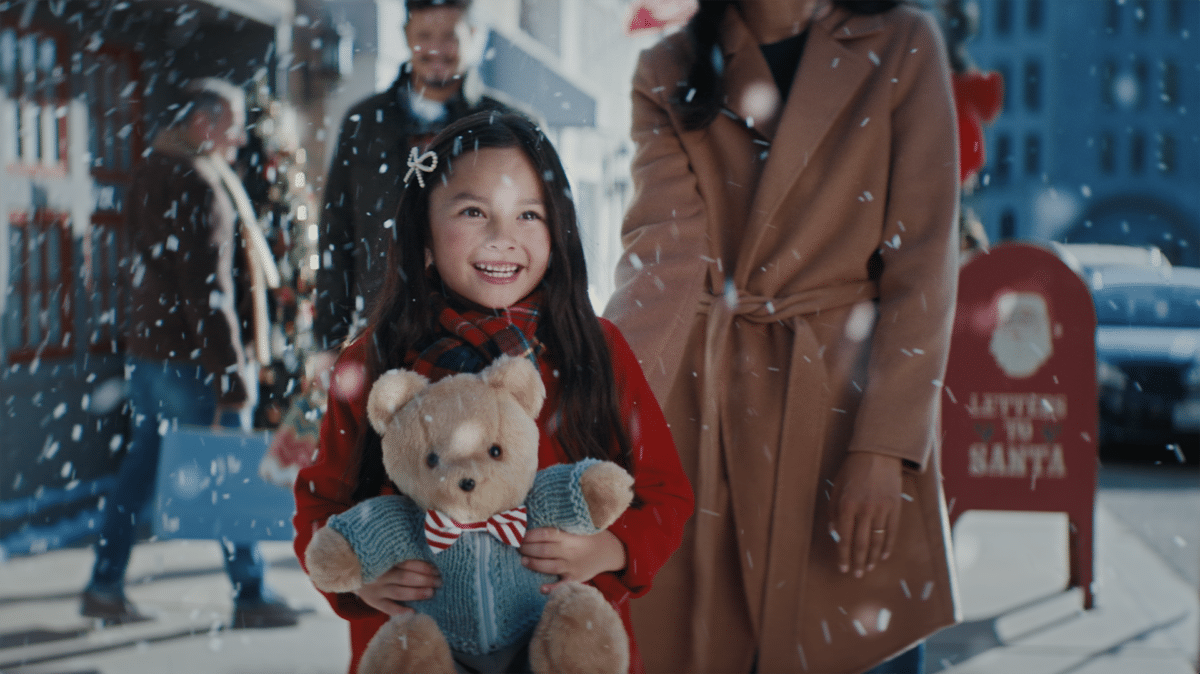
[359,526,629,612]
[355,560,441,615]
[520,528,627,594]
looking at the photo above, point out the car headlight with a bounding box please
[1096,359,1128,390]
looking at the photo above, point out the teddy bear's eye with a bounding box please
[488,445,502,459]
[426,453,439,469]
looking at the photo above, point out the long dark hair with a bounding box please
[353,111,632,499]
[674,0,901,130]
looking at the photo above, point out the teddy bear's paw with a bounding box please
[358,612,455,674]
[529,582,630,674]
[305,527,364,593]
[579,461,635,530]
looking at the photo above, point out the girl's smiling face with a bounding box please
[427,147,551,310]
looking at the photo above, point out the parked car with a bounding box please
[1050,242,1172,275]
[1086,264,1200,457]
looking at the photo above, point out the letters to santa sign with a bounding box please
[941,242,1098,607]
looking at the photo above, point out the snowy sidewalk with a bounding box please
[927,505,1198,673]
[0,540,349,674]
[0,504,1195,673]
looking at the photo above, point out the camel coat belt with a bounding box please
[695,281,875,649]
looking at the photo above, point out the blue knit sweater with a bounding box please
[325,459,603,656]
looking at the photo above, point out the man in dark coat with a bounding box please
[82,78,300,629]
[314,0,508,351]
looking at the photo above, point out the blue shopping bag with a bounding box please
[153,425,296,541]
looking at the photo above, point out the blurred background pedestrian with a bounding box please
[81,78,301,630]
[312,0,509,358]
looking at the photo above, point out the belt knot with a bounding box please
[699,281,878,323]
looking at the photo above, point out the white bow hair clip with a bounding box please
[404,147,438,188]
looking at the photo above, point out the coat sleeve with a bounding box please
[313,110,361,350]
[602,46,711,402]
[849,11,960,469]
[292,339,381,621]
[597,320,694,599]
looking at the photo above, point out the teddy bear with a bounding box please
[304,355,635,674]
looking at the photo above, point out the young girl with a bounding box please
[294,112,693,674]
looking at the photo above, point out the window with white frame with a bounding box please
[2,23,74,363]
[1,26,67,171]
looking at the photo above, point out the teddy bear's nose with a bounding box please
[459,478,476,492]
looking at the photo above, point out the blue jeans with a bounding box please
[865,642,925,674]
[89,357,267,603]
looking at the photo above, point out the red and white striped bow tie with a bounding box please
[424,507,528,554]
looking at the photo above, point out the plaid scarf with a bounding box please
[404,291,543,382]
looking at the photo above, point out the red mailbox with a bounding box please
[942,243,1099,608]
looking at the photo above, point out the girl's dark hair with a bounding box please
[353,111,632,499]
[674,1,902,130]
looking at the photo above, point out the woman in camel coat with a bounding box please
[604,1,961,672]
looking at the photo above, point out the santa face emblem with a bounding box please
[989,292,1053,379]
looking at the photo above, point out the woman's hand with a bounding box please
[828,452,903,579]
[519,528,627,594]
[353,560,441,616]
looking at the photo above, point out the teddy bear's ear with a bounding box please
[366,369,430,435]
[483,356,546,419]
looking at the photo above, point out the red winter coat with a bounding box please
[293,319,693,674]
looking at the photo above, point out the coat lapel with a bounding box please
[721,13,779,142]
[737,9,883,284]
